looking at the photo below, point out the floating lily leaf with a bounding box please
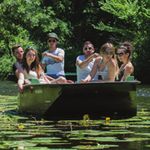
[69,136,121,142]
[135,133,150,137]
[2,140,37,148]
[124,137,150,142]
[145,145,150,148]
[31,137,68,145]
[72,144,118,149]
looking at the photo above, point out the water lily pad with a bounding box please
[72,144,118,149]
[124,137,150,142]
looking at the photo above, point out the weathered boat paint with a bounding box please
[18,81,140,119]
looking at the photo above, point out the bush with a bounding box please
[0,55,15,80]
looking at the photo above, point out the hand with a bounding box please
[18,84,24,93]
[93,53,99,58]
[42,52,49,57]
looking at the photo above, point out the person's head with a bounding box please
[23,47,40,72]
[47,32,58,49]
[83,41,95,56]
[116,41,133,62]
[100,42,115,60]
[12,45,24,61]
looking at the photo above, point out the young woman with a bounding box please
[82,42,118,82]
[18,47,68,92]
[116,41,134,81]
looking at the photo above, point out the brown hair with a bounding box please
[83,41,94,48]
[100,42,115,57]
[12,44,21,53]
[119,41,133,57]
[22,48,42,78]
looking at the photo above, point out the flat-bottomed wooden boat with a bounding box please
[18,81,139,119]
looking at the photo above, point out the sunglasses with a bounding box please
[116,52,124,57]
[48,39,56,43]
[84,47,93,50]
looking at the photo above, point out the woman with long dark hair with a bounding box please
[18,47,67,92]
[116,41,134,81]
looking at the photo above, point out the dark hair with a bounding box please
[22,48,41,78]
[119,41,133,57]
[12,44,22,53]
[83,41,94,48]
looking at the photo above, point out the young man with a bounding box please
[41,32,65,79]
[12,44,24,79]
[76,41,99,82]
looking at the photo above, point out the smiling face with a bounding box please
[26,50,36,65]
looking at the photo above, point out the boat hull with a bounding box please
[18,81,139,119]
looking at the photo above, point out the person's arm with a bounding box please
[107,60,117,81]
[76,53,99,69]
[81,57,101,82]
[18,71,25,92]
[121,64,134,81]
[42,49,64,62]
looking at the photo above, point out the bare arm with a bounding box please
[42,50,64,62]
[82,57,102,82]
[107,60,116,81]
[18,71,25,92]
[121,63,134,81]
[76,53,99,69]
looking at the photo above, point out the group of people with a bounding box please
[12,32,134,92]
[76,41,134,83]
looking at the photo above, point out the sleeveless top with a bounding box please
[24,70,47,83]
[117,68,125,81]
[98,59,109,80]
[117,64,134,81]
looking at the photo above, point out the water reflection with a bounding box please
[0,81,150,150]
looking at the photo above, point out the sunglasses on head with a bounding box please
[84,47,93,50]
[48,39,56,43]
[116,52,125,56]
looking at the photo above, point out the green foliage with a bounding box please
[0,0,150,82]
[0,55,15,79]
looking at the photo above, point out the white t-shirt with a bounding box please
[41,48,65,76]
[76,55,98,82]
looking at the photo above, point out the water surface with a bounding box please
[0,81,150,150]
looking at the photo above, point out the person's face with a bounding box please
[101,48,114,60]
[116,49,129,62]
[26,50,36,64]
[14,47,24,60]
[83,44,94,56]
[47,38,57,48]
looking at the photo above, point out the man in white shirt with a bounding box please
[76,41,99,82]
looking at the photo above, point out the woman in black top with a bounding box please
[116,41,134,81]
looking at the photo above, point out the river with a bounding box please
[0,81,150,150]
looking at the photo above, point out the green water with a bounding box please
[0,81,150,150]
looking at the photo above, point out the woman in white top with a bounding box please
[18,47,67,92]
[76,41,99,82]
[82,42,118,82]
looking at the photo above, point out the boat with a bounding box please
[18,81,140,119]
